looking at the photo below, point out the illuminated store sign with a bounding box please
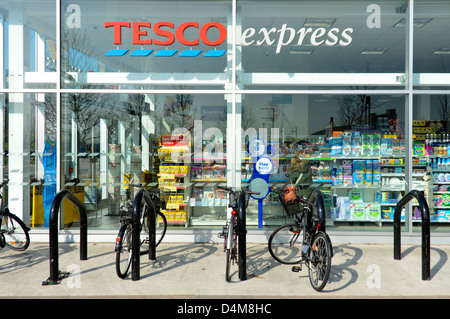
[104,21,227,57]
[241,24,354,54]
[103,22,353,57]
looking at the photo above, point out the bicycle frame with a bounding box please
[218,187,251,282]
[226,214,236,250]
[129,185,165,281]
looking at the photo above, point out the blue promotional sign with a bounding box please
[247,138,276,228]
[42,135,57,227]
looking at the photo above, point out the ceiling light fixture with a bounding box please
[393,18,432,28]
[289,49,314,55]
[304,18,336,28]
[361,48,389,55]
[433,48,450,54]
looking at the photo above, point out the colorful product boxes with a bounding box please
[349,203,381,221]
[350,204,366,220]
[366,203,381,221]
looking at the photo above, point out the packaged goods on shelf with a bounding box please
[342,132,352,156]
[434,194,443,207]
[351,131,363,156]
[437,210,450,221]
[443,194,450,207]
[348,188,363,202]
[350,203,366,220]
[413,207,422,220]
[366,203,381,221]
[352,160,366,185]
[203,191,215,206]
[373,159,381,184]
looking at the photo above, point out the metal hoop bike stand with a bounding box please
[393,189,431,281]
[237,190,247,281]
[42,189,88,285]
[131,188,157,281]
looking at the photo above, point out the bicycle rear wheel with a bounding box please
[268,223,303,264]
[115,224,132,278]
[225,220,237,282]
[308,231,332,292]
[1,210,30,251]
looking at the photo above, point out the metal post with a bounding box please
[238,190,246,281]
[43,189,88,285]
[310,189,326,232]
[131,190,143,281]
[393,190,431,280]
[146,192,157,261]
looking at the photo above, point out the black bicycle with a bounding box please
[0,178,30,251]
[115,184,167,278]
[268,185,332,291]
[217,186,259,282]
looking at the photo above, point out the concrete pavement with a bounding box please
[1,240,450,299]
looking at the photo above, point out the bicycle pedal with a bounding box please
[291,265,302,272]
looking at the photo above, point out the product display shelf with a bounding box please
[157,135,192,227]
[188,156,228,226]
[412,155,450,222]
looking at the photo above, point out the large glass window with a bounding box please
[1,0,56,89]
[240,93,408,231]
[0,93,56,228]
[2,0,450,236]
[61,93,229,230]
[61,0,230,90]
[414,0,450,89]
[238,0,407,90]
[414,1,450,74]
[413,94,450,232]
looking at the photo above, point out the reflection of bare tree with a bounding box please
[31,93,117,152]
[214,101,258,140]
[63,29,98,72]
[164,93,196,132]
[30,28,118,152]
[436,95,449,130]
[336,93,386,128]
[69,94,117,151]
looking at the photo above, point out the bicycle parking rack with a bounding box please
[131,188,157,281]
[238,190,247,281]
[393,190,431,281]
[42,189,88,285]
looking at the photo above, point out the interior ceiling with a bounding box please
[3,1,450,74]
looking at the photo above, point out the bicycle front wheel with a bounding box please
[141,210,167,255]
[1,211,30,251]
[308,231,332,292]
[268,223,303,264]
[116,224,132,278]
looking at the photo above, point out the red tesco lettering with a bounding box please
[104,21,226,46]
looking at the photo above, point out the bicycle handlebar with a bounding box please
[217,186,260,196]
[128,183,162,197]
[0,178,8,189]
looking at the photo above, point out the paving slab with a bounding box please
[1,242,450,300]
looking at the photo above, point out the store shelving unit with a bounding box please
[157,134,192,227]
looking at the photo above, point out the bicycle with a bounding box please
[0,178,30,251]
[268,184,333,291]
[217,186,259,282]
[115,183,167,279]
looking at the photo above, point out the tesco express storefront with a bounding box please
[2,0,450,244]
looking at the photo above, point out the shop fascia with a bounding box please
[104,21,353,55]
